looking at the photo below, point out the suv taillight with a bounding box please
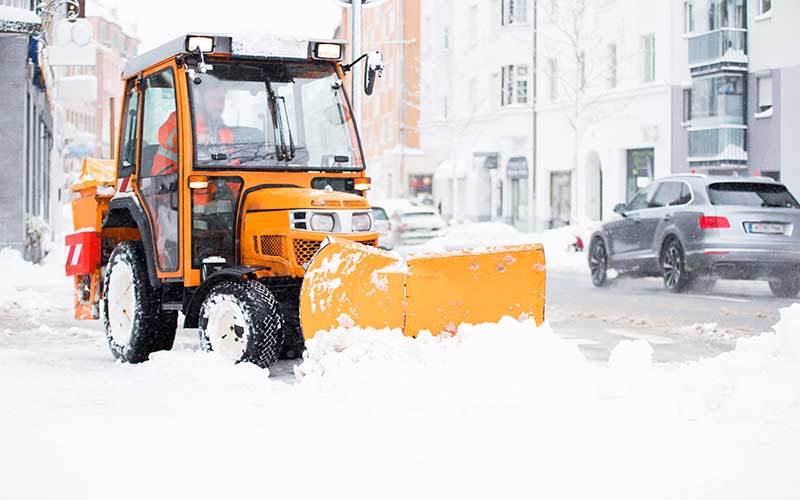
[699,216,730,229]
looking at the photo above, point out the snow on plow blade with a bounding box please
[299,239,546,340]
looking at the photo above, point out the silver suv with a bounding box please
[588,174,800,297]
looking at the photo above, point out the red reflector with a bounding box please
[699,216,731,229]
[704,251,729,255]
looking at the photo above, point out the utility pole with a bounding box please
[530,0,538,232]
[351,0,363,127]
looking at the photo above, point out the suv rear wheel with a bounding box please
[662,239,692,293]
[768,278,800,298]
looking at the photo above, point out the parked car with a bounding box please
[371,206,395,249]
[588,174,800,297]
[389,206,447,247]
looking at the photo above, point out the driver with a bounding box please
[151,77,236,176]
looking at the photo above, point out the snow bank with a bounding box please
[410,221,597,274]
[0,247,71,314]
[2,308,799,499]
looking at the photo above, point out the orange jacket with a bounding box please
[151,112,235,177]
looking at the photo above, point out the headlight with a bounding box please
[352,213,372,232]
[310,213,335,232]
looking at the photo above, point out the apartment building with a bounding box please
[676,0,800,194]
[420,0,536,229]
[0,0,54,260]
[338,0,424,200]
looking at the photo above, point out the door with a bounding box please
[138,68,180,273]
[641,181,685,260]
[117,79,139,180]
[550,171,571,228]
[607,183,658,266]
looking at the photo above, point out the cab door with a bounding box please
[137,66,181,275]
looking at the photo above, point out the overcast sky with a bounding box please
[96,0,345,52]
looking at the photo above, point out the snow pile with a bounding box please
[0,247,70,314]
[1,310,799,498]
[411,221,598,274]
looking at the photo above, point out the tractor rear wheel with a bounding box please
[102,241,177,363]
[198,280,284,369]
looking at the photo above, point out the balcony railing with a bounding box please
[688,28,748,71]
[688,126,747,166]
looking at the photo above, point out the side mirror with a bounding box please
[613,203,627,216]
[364,51,384,96]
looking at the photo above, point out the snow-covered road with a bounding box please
[1,246,800,499]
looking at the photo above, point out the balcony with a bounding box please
[688,126,747,168]
[688,28,747,74]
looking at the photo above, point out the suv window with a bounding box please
[627,184,657,211]
[708,182,799,208]
[651,182,683,208]
[676,183,692,205]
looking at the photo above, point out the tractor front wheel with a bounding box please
[198,280,284,369]
[102,241,177,363]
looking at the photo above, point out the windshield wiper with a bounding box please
[197,142,278,166]
[265,80,295,162]
[276,95,296,161]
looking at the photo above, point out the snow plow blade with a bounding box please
[299,239,546,340]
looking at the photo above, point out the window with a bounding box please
[683,1,695,33]
[443,26,450,49]
[757,0,771,15]
[501,65,529,106]
[626,148,654,202]
[501,0,528,25]
[550,0,558,16]
[607,44,617,88]
[708,182,798,208]
[579,51,587,90]
[627,184,657,211]
[757,75,773,113]
[651,182,685,208]
[443,96,449,119]
[642,34,656,83]
[691,74,745,124]
[683,88,692,122]
[548,58,558,100]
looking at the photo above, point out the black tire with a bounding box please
[198,280,284,369]
[102,241,177,363]
[278,300,305,360]
[589,238,609,287]
[661,239,692,293]
[768,278,800,298]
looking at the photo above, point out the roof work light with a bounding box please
[186,36,215,53]
[310,41,344,61]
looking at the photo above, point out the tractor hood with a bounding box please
[244,187,371,212]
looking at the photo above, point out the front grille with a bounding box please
[343,200,368,208]
[293,239,322,266]
[258,235,285,257]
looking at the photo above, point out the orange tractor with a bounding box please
[65,34,546,368]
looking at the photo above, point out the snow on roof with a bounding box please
[232,33,310,59]
[0,5,41,25]
[84,0,138,40]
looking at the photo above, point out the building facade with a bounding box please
[0,0,54,260]
[57,2,139,187]
[419,0,536,229]
[339,0,425,201]
[678,0,800,195]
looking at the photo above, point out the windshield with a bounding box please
[707,182,799,208]
[188,60,362,170]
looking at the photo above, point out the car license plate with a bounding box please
[745,222,786,234]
